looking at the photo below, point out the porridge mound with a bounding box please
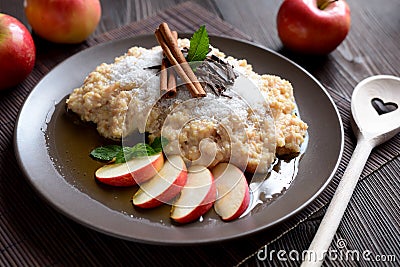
[66,39,308,173]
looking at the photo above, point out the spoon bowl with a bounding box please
[351,75,400,145]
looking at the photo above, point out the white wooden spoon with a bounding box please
[301,75,400,266]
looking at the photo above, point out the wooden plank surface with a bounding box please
[3,0,399,92]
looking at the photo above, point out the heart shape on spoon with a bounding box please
[352,75,400,144]
[371,98,398,115]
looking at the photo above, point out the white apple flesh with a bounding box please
[212,163,250,221]
[170,165,216,224]
[95,153,164,187]
[132,155,187,208]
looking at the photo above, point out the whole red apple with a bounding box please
[277,0,351,55]
[0,13,36,90]
[24,0,101,44]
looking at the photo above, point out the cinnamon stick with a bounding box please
[166,68,177,97]
[160,58,168,94]
[155,23,206,97]
[165,31,178,98]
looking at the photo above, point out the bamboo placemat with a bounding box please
[1,2,399,266]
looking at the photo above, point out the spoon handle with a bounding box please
[301,140,373,267]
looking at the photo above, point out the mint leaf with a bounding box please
[131,143,156,157]
[187,25,209,62]
[90,145,122,161]
[114,147,135,164]
[114,144,157,163]
[150,136,169,153]
[91,138,168,164]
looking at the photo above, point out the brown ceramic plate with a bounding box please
[14,35,343,244]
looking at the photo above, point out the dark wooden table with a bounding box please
[1,0,399,266]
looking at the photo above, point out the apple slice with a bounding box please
[212,163,250,221]
[170,165,216,224]
[95,153,164,187]
[132,155,187,208]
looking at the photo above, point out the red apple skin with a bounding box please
[133,157,188,208]
[131,155,164,184]
[171,167,216,224]
[277,0,351,55]
[96,174,136,187]
[212,163,250,221]
[0,14,35,90]
[95,154,164,187]
[133,171,187,208]
[172,187,216,224]
[24,0,101,44]
[220,185,249,221]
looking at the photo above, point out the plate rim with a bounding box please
[14,34,344,244]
